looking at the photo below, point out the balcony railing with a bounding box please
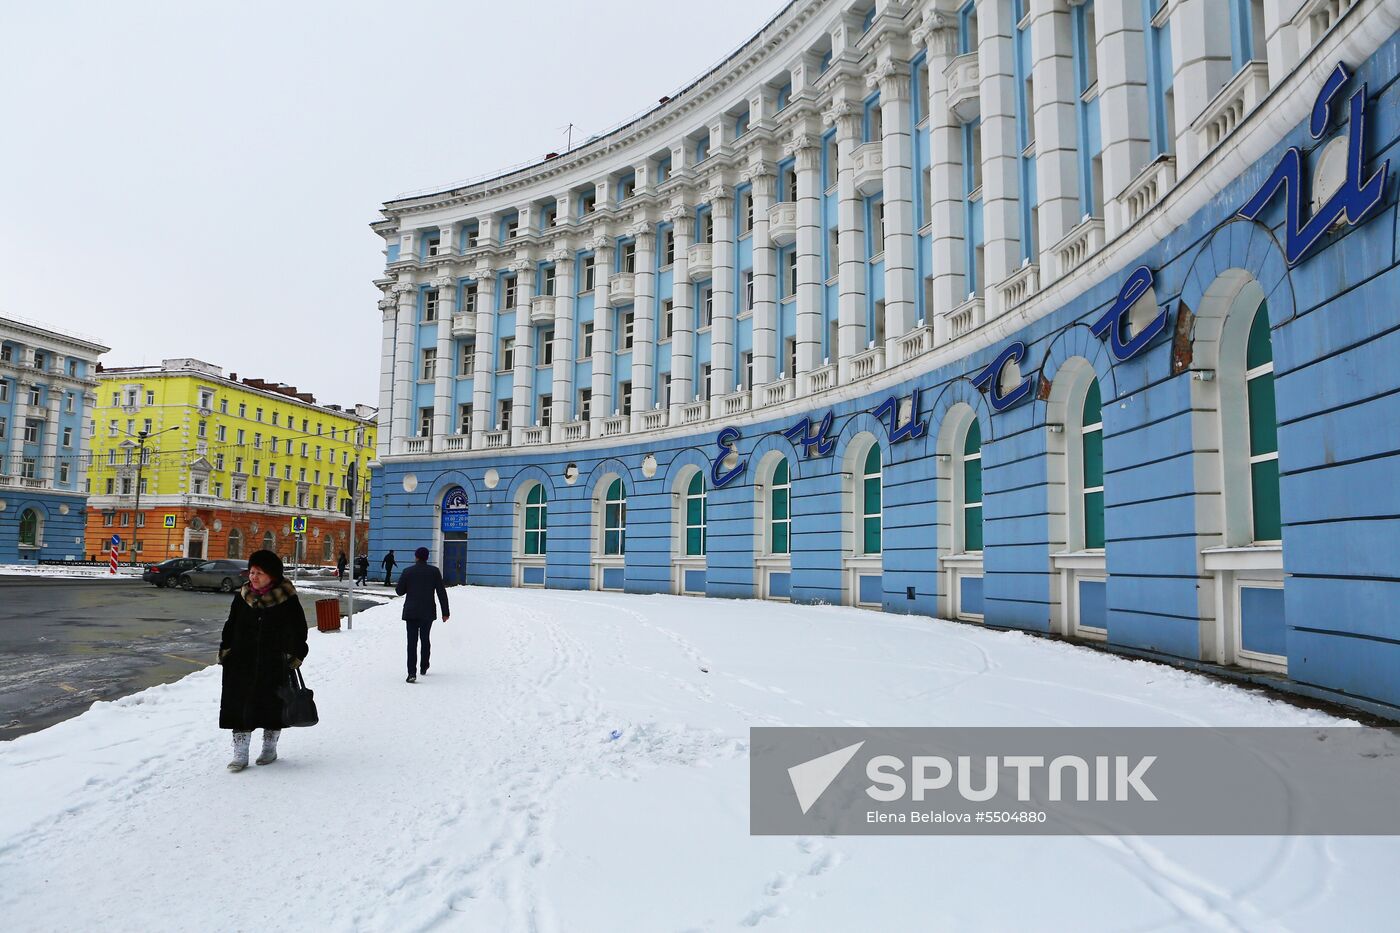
[715,389,751,418]
[403,437,428,455]
[1296,0,1361,52]
[849,345,885,382]
[451,312,475,338]
[1050,217,1105,281]
[852,142,884,196]
[608,273,635,306]
[640,409,668,432]
[801,362,837,395]
[600,414,628,437]
[1116,156,1176,231]
[521,426,548,446]
[945,52,981,123]
[767,201,797,246]
[442,434,470,452]
[679,400,708,425]
[529,295,556,325]
[687,243,713,281]
[996,263,1041,313]
[945,295,985,340]
[761,378,795,407]
[483,429,510,449]
[892,325,935,366]
[562,421,589,442]
[1193,60,1270,155]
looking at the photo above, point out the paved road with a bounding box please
[0,577,383,739]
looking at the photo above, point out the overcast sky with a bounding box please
[0,0,779,410]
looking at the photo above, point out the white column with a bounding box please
[630,226,657,427]
[917,14,965,343]
[668,212,695,419]
[510,260,536,445]
[1097,0,1150,240]
[789,135,824,382]
[873,57,917,345]
[390,282,417,453]
[40,389,62,483]
[549,254,576,442]
[976,2,1022,315]
[750,166,778,388]
[1167,0,1234,177]
[1261,0,1300,87]
[590,242,615,429]
[828,96,867,383]
[470,271,498,447]
[431,275,456,449]
[375,295,395,461]
[7,391,27,477]
[709,188,736,402]
[1029,0,1082,283]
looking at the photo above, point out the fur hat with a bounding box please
[247,549,285,580]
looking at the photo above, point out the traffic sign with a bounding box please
[163,514,177,529]
[346,461,358,498]
[292,516,308,535]
[110,535,122,549]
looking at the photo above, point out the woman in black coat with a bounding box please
[219,549,309,772]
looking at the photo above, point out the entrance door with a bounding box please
[188,537,204,559]
[443,538,468,586]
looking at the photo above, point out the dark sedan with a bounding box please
[142,557,206,588]
[177,560,250,593]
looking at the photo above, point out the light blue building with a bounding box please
[0,316,108,562]
[370,0,1400,717]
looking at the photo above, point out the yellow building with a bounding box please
[85,357,375,565]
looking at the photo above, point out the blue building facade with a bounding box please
[0,317,107,563]
[371,1,1400,716]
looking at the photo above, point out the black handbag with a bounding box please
[277,667,319,728]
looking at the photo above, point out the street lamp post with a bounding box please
[128,425,179,565]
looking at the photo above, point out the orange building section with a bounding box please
[85,504,366,567]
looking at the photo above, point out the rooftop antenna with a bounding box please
[565,123,575,151]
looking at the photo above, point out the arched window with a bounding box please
[769,457,791,555]
[322,538,333,562]
[961,422,983,552]
[262,531,275,552]
[1245,304,1280,542]
[860,444,881,555]
[685,473,707,557]
[524,483,548,556]
[603,478,627,555]
[18,508,39,546]
[1081,379,1104,549]
[227,528,243,560]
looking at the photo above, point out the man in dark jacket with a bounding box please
[354,553,370,586]
[381,550,397,585]
[394,546,449,683]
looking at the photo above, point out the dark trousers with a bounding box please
[384,566,394,585]
[406,619,433,675]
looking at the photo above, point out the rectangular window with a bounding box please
[785,249,798,296]
[661,373,672,407]
[62,426,73,447]
[619,382,632,416]
[236,429,245,444]
[743,352,754,391]
[581,321,596,358]
[579,388,592,421]
[255,407,263,422]
[540,394,552,428]
[419,409,432,438]
[462,282,478,313]
[503,276,517,309]
[215,453,225,470]
[663,229,675,265]
[498,400,513,431]
[742,270,754,312]
[785,337,797,379]
[621,311,634,351]
[237,402,246,418]
[422,348,437,381]
[501,338,515,372]
[621,241,636,274]
[701,363,713,401]
[662,299,674,339]
[739,190,754,234]
[701,286,714,327]
[582,255,596,290]
[460,351,475,378]
[459,404,473,435]
[424,289,439,322]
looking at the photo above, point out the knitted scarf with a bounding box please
[240,578,297,610]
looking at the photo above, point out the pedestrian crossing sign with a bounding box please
[163,514,177,528]
[292,516,308,535]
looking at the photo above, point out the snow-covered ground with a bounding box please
[1,588,1394,931]
[0,562,141,579]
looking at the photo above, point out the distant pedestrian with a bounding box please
[337,551,348,582]
[381,550,397,585]
[395,546,449,683]
[354,554,369,586]
[218,549,309,772]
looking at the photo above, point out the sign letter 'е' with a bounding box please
[1090,265,1169,363]
[711,427,747,488]
[972,342,1035,413]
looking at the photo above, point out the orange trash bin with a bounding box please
[315,598,342,632]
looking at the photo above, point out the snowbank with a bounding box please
[1,589,1394,931]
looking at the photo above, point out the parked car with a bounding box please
[177,560,250,593]
[142,557,206,588]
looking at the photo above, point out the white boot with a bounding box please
[228,731,251,772]
[256,729,281,766]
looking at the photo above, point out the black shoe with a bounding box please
[420,667,428,676]
[406,674,416,683]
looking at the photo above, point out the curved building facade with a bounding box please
[371,0,1400,715]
